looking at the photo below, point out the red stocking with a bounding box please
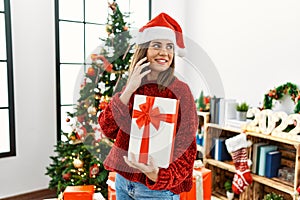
[225,134,252,194]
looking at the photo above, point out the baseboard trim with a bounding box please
[1,188,57,200]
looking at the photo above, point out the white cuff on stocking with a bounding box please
[225,134,249,153]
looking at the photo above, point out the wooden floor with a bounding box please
[1,189,57,200]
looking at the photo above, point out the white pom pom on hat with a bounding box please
[136,12,186,57]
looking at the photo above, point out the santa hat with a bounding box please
[136,12,186,57]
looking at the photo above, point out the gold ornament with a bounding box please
[87,106,97,115]
[95,93,101,100]
[73,158,84,168]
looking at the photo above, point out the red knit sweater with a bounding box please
[98,77,198,194]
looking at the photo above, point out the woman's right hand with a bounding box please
[120,57,151,105]
[126,57,151,93]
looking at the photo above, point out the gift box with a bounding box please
[106,172,116,200]
[128,94,179,168]
[63,185,95,200]
[180,167,212,200]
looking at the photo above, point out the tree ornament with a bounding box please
[88,106,97,115]
[77,115,85,123]
[66,118,70,122]
[108,1,117,12]
[123,26,128,31]
[105,64,113,72]
[94,93,101,100]
[87,67,96,77]
[69,135,76,141]
[91,54,98,61]
[99,101,108,110]
[89,164,100,178]
[106,24,112,35]
[62,172,71,181]
[73,158,84,168]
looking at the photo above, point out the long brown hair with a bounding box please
[128,42,175,90]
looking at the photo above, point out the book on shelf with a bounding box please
[210,98,237,126]
[210,97,221,124]
[257,145,278,176]
[251,142,267,174]
[196,133,204,146]
[218,98,225,126]
[211,137,232,161]
[224,99,237,120]
[265,150,282,178]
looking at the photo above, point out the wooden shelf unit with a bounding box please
[203,124,300,200]
[196,111,210,159]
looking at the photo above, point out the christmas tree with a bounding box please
[46,1,133,198]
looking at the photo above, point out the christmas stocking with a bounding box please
[225,134,253,194]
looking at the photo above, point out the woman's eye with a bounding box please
[153,44,160,48]
[166,45,174,50]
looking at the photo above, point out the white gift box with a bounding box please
[128,94,179,168]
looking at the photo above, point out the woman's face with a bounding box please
[146,39,174,73]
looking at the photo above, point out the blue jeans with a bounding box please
[115,173,180,200]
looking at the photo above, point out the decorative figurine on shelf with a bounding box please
[196,90,210,112]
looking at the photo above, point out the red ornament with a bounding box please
[89,164,100,178]
[77,115,85,123]
[123,26,128,31]
[297,185,300,193]
[87,67,96,77]
[268,91,273,97]
[105,64,113,72]
[62,173,71,181]
[99,101,108,110]
[66,118,70,122]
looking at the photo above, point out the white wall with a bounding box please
[0,0,56,198]
[154,0,300,108]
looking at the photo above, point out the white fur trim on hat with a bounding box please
[225,134,249,153]
[136,26,185,57]
[136,27,176,46]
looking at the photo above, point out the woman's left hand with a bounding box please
[123,154,159,182]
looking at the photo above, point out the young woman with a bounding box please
[98,13,198,200]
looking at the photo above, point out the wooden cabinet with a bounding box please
[203,123,300,200]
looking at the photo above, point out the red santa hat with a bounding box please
[136,12,186,57]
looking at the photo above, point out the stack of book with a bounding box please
[251,143,281,178]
